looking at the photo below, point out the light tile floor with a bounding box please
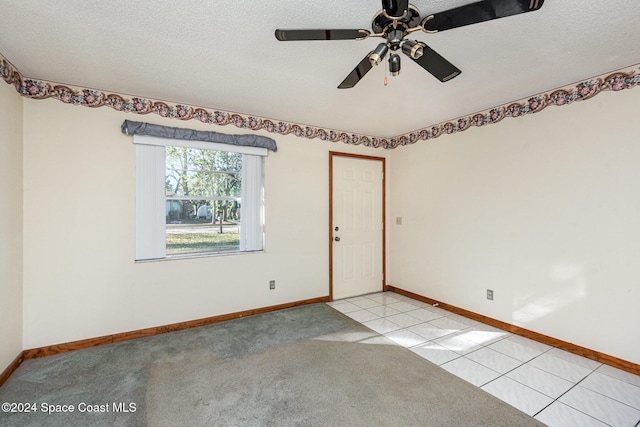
[327,292,640,427]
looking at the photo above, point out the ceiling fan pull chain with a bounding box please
[384,60,389,86]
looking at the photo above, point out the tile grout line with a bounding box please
[531,373,611,424]
[574,370,640,413]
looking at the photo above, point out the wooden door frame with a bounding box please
[329,151,387,301]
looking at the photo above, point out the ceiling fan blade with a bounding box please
[411,43,461,82]
[275,29,370,41]
[382,0,409,18]
[338,54,374,89]
[422,0,544,32]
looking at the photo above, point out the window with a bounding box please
[165,146,242,254]
[134,135,265,260]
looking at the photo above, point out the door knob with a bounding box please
[334,236,340,242]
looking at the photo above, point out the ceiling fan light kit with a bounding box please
[369,43,390,66]
[389,54,401,76]
[401,39,423,60]
[275,0,545,88]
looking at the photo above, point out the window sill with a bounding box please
[135,249,264,263]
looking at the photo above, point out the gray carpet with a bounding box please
[0,304,544,426]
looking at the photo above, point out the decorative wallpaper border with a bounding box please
[1,53,638,150]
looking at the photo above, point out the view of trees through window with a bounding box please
[165,146,242,254]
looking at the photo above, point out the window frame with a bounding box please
[134,134,266,261]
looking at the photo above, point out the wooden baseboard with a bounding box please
[0,351,25,388]
[22,296,330,360]
[387,286,640,377]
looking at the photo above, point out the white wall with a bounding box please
[13,81,640,367]
[390,88,640,364]
[21,98,389,349]
[0,82,23,369]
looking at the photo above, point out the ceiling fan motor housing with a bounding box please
[371,5,422,35]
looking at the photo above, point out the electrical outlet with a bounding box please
[396,217,402,225]
[269,280,276,290]
[486,289,494,301]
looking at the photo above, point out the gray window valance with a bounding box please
[121,120,277,152]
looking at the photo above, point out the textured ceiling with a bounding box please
[0,0,639,138]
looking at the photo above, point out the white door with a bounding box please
[331,154,384,300]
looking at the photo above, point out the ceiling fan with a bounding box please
[275,0,544,88]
